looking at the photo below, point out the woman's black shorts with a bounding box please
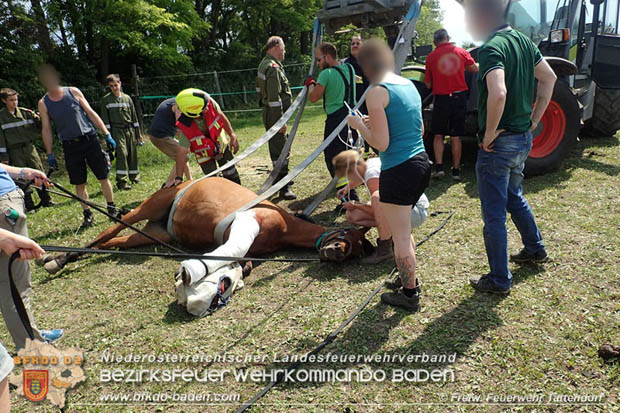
[379,152,431,206]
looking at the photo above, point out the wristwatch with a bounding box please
[175,176,183,182]
[19,168,26,180]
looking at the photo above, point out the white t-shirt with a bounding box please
[365,156,430,216]
[364,157,382,182]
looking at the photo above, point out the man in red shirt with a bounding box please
[425,29,478,180]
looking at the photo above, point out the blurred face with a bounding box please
[38,68,60,90]
[350,37,362,57]
[2,95,18,112]
[464,0,493,41]
[108,79,122,94]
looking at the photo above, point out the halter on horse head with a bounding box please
[316,227,373,262]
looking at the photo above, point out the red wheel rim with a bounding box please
[530,100,566,158]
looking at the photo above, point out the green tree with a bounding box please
[414,0,443,47]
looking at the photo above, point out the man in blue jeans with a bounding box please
[465,0,558,294]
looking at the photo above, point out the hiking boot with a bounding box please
[469,275,511,295]
[452,168,461,181]
[38,189,55,207]
[384,273,422,294]
[381,288,420,311]
[131,177,141,184]
[279,185,297,200]
[24,192,37,212]
[81,210,94,229]
[117,181,132,191]
[361,238,394,264]
[510,248,549,263]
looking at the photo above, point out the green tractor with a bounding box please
[318,0,620,175]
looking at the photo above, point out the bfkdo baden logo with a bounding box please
[9,339,85,408]
[23,370,49,402]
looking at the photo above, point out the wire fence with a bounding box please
[78,62,313,130]
[138,62,312,120]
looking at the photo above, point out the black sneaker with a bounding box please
[431,164,445,178]
[107,205,123,220]
[380,289,420,311]
[510,248,549,263]
[451,168,461,181]
[81,210,94,229]
[469,275,510,295]
[279,186,297,200]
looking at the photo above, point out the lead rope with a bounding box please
[8,252,35,341]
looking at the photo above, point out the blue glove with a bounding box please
[47,153,58,170]
[105,133,116,150]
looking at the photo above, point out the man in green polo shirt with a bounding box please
[0,88,54,210]
[307,42,359,208]
[464,0,557,294]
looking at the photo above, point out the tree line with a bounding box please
[1,0,442,108]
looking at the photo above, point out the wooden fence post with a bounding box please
[131,64,145,133]
[213,71,225,109]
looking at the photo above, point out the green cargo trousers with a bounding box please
[112,126,140,185]
[0,189,44,350]
[198,146,240,184]
[262,107,289,179]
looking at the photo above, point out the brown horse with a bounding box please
[44,177,371,275]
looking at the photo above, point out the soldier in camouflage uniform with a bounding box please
[0,88,54,210]
[100,74,140,190]
[257,36,296,200]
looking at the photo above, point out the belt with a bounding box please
[497,131,527,137]
[436,90,468,97]
[62,132,97,144]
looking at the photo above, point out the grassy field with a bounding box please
[3,109,619,412]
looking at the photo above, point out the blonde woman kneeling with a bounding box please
[333,150,429,265]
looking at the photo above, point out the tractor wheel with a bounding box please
[524,81,580,176]
[582,87,620,137]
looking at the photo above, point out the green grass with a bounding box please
[3,110,619,412]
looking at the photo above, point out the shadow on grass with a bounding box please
[249,263,547,395]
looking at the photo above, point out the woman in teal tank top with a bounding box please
[347,39,431,312]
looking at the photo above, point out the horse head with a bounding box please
[317,227,373,262]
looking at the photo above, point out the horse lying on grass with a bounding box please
[43,177,372,284]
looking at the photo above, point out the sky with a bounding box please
[439,0,477,46]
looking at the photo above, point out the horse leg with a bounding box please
[44,187,182,274]
[98,221,172,249]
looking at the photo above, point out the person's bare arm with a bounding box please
[531,59,557,131]
[348,86,390,151]
[70,87,110,135]
[175,147,189,179]
[38,99,54,155]
[219,112,239,153]
[308,83,325,103]
[0,163,50,186]
[0,229,45,260]
[481,69,507,152]
[466,63,479,72]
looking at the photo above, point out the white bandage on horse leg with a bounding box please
[179,210,260,286]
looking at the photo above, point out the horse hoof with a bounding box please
[44,259,62,274]
[35,255,51,267]
[242,261,253,278]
